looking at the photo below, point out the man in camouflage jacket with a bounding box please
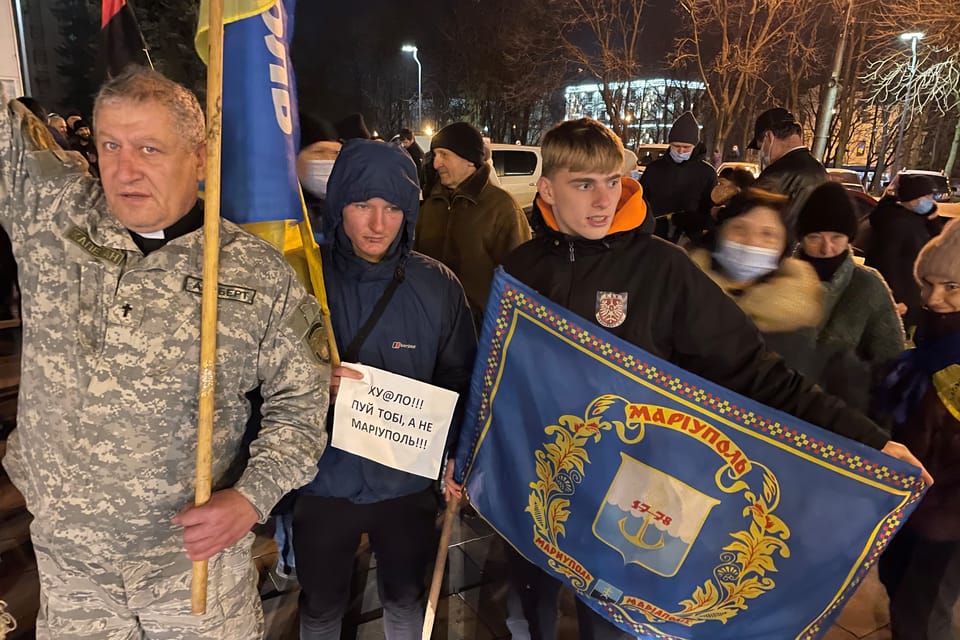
[0,67,329,638]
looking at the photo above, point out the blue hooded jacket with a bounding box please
[302,139,477,503]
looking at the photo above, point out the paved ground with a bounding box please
[258,507,958,640]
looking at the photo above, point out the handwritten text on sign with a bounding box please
[332,363,460,479]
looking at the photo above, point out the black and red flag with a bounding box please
[100,0,150,78]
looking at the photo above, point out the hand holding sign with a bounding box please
[331,365,363,403]
[332,363,460,479]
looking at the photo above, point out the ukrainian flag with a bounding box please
[195,0,313,284]
[194,0,302,229]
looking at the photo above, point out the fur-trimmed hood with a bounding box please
[689,249,824,333]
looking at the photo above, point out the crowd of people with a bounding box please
[0,65,957,640]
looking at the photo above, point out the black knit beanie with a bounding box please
[897,175,936,202]
[796,182,858,240]
[668,112,700,145]
[430,122,485,167]
[335,113,372,141]
[299,112,338,150]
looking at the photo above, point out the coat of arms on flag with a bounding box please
[455,269,927,639]
[593,453,720,577]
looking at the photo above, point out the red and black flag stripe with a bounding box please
[100,0,149,78]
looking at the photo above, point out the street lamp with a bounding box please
[401,44,422,132]
[892,32,924,176]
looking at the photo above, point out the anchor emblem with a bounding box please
[618,516,665,550]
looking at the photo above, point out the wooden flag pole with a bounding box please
[296,191,341,367]
[422,495,460,639]
[191,0,225,616]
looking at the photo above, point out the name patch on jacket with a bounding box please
[596,291,628,328]
[183,276,256,304]
[66,226,125,266]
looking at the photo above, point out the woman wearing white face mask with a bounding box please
[688,188,825,376]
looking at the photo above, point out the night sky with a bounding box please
[290,0,681,123]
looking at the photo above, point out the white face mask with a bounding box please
[301,159,336,198]
[713,238,780,282]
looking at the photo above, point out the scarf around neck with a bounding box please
[877,310,960,423]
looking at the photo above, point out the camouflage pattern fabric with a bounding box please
[34,532,262,639]
[0,97,330,631]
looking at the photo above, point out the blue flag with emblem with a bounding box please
[195,0,302,224]
[454,269,927,640]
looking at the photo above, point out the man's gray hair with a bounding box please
[94,65,205,147]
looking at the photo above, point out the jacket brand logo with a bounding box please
[392,341,417,350]
[596,291,628,328]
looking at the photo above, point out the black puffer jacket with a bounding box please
[865,196,939,329]
[503,178,889,449]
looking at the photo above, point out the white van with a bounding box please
[489,143,542,212]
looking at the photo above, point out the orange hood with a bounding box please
[537,177,647,236]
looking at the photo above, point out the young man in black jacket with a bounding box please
[499,117,931,640]
[639,111,716,244]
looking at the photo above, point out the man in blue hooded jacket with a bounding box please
[293,139,477,640]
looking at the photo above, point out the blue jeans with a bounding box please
[293,489,438,640]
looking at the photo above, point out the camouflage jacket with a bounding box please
[0,99,329,552]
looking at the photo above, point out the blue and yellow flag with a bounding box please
[455,269,927,640]
[195,0,301,225]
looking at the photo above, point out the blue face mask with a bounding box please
[713,239,781,282]
[910,198,936,215]
[670,148,692,163]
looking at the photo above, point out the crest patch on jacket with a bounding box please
[596,291,628,328]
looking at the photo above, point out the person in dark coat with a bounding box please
[795,182,905,412]
[398,127,424,173]
[294,139,477,640]
[473,117,930,640]
[876,219,960,640]
[865,174,942,333]
[68,118,98,172]
[415,122,531,329]
[639,111,717,244]
[749,107,827,233]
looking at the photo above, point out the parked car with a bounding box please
[717,161,761,178]
[826,168,866,194]
[489,143,542,212]
[898,169,952,203]
[635,144,669,176]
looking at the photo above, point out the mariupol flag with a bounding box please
[101,0,148,77]
[195,0,302,225]
[455,269,927,640]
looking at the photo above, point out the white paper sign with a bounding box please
[331,363,460,479]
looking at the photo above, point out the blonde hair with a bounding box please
[541,118,624,178]
[94,65,205,148]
